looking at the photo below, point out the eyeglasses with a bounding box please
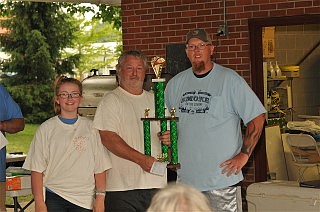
[58,93,81,99]
[186,43,212,51]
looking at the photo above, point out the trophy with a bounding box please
[141,56,180,169]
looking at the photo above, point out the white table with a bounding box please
[6,154,26,163]
[6,188,34,212]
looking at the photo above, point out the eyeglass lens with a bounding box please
[186,43,211,50]
[58,93,80,99]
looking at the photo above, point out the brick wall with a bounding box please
[121,0,319,82]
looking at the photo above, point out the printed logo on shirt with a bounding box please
[73,136,88,152]
[179,90,212,114]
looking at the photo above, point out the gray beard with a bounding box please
[192,61,205,74]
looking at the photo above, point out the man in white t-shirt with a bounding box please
[93,50,170,211]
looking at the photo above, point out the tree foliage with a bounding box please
[65,18,122,77]
[0,2,79,84]
[0,1,122,123]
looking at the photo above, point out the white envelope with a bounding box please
[150,161,168,176]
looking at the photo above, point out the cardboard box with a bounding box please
[6,175,31,191]
[262,27,275,58]
[282,70,300,78]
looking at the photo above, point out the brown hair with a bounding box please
[54,76,82,114]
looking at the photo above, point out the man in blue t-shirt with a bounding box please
[165,29,266,212]
[0,83,24,211]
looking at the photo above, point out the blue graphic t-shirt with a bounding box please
[165,63,266,191]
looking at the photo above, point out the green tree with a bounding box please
[63,17,122,78]
[0,2,122,123]
[0,2,80,123]
[0,2,79,84]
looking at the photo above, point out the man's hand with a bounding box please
[139,155,157,172]
[158,130,171,146]
[219,152,249,176]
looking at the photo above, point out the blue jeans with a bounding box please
[46,190,92,212]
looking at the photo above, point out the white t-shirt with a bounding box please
[23,116,112,209]
[93,87,167,191]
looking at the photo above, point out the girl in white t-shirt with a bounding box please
[23,77,112,212]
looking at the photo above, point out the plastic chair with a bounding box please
[285,133,320,182]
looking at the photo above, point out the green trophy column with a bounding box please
[143,120,151,155]
[153,78,168,161]
[153,79,165,118]
[170,118,178,164]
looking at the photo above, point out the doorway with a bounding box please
[248,14,320,182]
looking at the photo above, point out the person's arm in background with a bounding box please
[0,118,24,134]
[220,113,266,176]
[31,171,47,212]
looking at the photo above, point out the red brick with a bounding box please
[260,4,277,10]
[269,9,287,17]
[155,1,167,7]
[135,9,147,15]
[168,24,183,31]
[168,12,182,18]
[139,14,151,21]
[228,6,244,13]
[168,37,182,43]
[305,7,320,13]
[176,17,191,24]
[244,5,260,12]
[228,58,242,64]
[237,64,250,71]
[287,8,306,16]
[181,10,197,17]
[197,9,212,16]
[237,51,249,58]
[220,39,236,46]
[175,5,191,11]
[253,11,269,18]
[154,13,168,19]
[277,2,295,9]
[236,12,253,19]
[127,27,141,33]
[161,18,176,25]
[295,1,313,7]
[221,52,236,58]
[253,0,269,3]
[236,38,248,45]
[236,0,252,6]
[140,2,153,9]
[229,45,241,52]
[161,6,174,13]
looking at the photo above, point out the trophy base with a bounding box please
[167,163,181,170]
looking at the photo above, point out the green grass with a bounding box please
[5,124,39,206]
[6,124,39,154]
